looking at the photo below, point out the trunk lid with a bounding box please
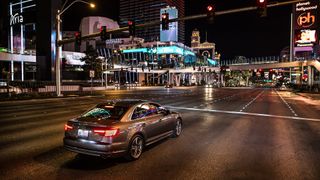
[67,117,119,142]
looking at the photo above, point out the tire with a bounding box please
[125,134,144,161]
[172,119,182,138]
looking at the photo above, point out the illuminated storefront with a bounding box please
[121,45,196,68]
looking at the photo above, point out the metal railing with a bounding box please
[220,56,281,66]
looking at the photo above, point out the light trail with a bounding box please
[165,106,320,122]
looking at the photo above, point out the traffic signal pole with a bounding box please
[57,0,302,45]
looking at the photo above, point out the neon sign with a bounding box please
[10,13,23,26]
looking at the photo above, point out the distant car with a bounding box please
[165,84,173,88]
[63,99,182,160]
[279,84,287,91]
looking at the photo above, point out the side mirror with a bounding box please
[159,109,170,115]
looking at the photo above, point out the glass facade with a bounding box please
[9,0,37,55]
[1,0,37,81]
[119,0,185,43]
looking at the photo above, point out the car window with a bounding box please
[82,108,110,118]
[81,105,128,120]
[148,104,159,116]
[132,105,148,120]
[131,103,163,120]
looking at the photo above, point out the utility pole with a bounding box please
[55,11,62,97]
[55,0,95,97]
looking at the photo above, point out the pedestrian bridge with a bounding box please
[228,60,320,72]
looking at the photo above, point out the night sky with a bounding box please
[0,0,293,59]
[62,0,293,59]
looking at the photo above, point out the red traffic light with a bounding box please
[207,5,214,11]
[128,20,135,36]
[100,26,107,32]
[162,14,167,19]
[161,13,169,30]
[257,0,267,5]
[74,31,81,45]
[100,26,107,41]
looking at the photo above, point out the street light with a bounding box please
[55,0,95,97]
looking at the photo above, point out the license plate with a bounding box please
[78,129,89,138]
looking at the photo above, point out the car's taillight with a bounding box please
[93,127,119,137]
[64,124,73,131]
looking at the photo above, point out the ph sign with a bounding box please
[294,0,318,30]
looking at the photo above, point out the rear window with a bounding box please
[81,105,128,120]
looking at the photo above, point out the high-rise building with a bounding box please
[3,0,61,81]
[191,29,200,48]
[191,29,216,66]
[119,0,185,43]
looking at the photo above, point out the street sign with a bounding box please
[89,70,95,78]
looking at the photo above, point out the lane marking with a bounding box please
[240,90,265,112]
[275,90,298,117]
[165,106,320,122]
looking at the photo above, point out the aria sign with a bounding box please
[10,13,24,26]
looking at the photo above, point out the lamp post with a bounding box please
[55,0,95,96]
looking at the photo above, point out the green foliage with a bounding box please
[80,45,103,79]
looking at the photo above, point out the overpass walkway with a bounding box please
[228,60,320,72]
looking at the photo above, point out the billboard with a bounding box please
[295,29,317,46]
[294,0,318,30]
[160,7,178,42]
[294,0,319,47]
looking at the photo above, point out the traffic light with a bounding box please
[75,31,81,46]
[161,13,169,30]
[128,20,135,37]
[257,0,267,17]
[206,5,215,24]
[100,26,107,41]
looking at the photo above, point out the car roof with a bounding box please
[98,99,149,108]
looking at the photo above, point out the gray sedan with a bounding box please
[63,99,182,160]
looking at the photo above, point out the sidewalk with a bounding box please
[296,92,320,100]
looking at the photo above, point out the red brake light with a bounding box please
[93,127,119,137]
[64,124,73,131]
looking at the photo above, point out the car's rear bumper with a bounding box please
[63,138,127,158]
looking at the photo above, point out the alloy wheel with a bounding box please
[130,136,143,159]
[175,120,182,136]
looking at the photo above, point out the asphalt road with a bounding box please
[0,87,319,179]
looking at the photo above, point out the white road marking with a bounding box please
[240,90,265,112]
[275,90,298,117]
[165,106,320,122]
